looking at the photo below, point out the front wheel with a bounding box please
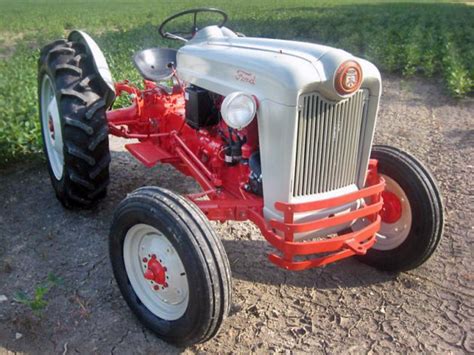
[357,145,444,272]
[109,187,232,346]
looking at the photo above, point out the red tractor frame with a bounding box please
[109,79,385,271]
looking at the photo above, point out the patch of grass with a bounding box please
[13,273,63,316]
[0,0,472,164]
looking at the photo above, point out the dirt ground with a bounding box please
[0,75,472,354]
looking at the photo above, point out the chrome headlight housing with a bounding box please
[220,92,257,130]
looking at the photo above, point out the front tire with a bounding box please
[358,145,444,272]
[109,187,232,346]
[38,39,111,208]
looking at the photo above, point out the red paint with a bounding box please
[125,141,175,168]
[48,118,55,139]
[143,257,167,285]
[107,80,386,271]
[144,269,154,281]
[380,191,403,223]
[192,162,384,271]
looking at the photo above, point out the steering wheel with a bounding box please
[158,8,228,42]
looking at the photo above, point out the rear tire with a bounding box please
[109,187,232,346]
[357,145,444,272]
[38,39,111,208]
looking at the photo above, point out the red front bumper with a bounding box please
[192,160,385,271]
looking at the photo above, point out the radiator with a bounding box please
[293,90,368,197]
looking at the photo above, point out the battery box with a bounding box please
[185,86,219,129]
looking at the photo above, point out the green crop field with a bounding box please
[0,0,473,166]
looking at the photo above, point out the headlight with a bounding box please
[220,92,257,130]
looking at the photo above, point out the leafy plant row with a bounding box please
[0,0,472,165]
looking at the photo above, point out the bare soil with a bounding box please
[0,32,25,60]
[0,75,473,354]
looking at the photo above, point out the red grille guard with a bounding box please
[191,160,385,271]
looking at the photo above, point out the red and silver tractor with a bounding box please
[38,8,443,346]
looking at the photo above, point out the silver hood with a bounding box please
[176,26,381,105]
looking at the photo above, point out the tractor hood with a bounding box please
[176,26,381,105]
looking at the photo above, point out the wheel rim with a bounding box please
[123,224,189,320]
[373,175,413,251]
[40,75,64,180]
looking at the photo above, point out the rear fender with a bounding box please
[68,30,115,107]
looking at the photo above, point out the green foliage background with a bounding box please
[0,0,472,166]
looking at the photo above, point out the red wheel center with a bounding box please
[380,191,403,224]
[48,116,55,139]
[143,255,167,286]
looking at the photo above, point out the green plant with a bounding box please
[13,273,63,316]
[442,40,473,98]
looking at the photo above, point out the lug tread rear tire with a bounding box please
[38,40,111,208]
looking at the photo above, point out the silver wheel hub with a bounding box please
[40,75,64,180]
[123,224,189,320]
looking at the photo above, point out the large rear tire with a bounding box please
[38,39,111,208]
[109,187,232,346]
[357,145,444,272]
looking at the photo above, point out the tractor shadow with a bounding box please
[221,238,396,290]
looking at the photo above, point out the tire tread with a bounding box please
[359,145,444,271]
[110,187,231,346]
[38,39,111,208]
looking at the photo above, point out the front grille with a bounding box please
[293,90,368,197]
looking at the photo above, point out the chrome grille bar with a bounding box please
[293,90,367,197]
